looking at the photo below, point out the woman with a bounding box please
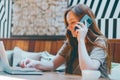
[20,4,111,78]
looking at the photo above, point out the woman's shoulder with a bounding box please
[63,39,71,46]
[94,36,107,47]
[59,40,71,50]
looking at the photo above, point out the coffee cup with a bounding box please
[81,70,101,80]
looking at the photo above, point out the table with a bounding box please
[0,71,109,80]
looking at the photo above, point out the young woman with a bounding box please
[20,4,111,78]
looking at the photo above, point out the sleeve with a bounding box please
[90,38,107,65]
[57,40,71,58]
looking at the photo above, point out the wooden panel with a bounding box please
[0,39,65,55]
[108,40,115,62]
[50,41,58,55]
[109,39,120,63]
[39,41,46,52]
[114,41,120,63]
[34,40,42,52]
[44,41,51,53]
[28,40,35,52]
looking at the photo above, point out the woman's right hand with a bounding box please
[20,58,40,68]
[20,58,54,71]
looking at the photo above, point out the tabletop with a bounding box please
[0,70,109,80]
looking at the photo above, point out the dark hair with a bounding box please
[66,30,78,73]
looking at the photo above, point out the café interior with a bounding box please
[0,0,120,80]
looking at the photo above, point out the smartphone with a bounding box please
[80,14,92,28]
[74,14,92,30]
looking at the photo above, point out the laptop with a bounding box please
[0,41,43,75]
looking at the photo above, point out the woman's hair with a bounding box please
[64,4,111,73]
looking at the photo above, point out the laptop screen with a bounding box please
[0,41,10,67]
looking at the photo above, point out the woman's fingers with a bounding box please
[20,58,30,68]
[20,60,25,68]
[76,22,85,28]
[84,20,88,31]
[19,61,24,68]
[26,62,33,68]
[26,60,40,68]
[75,21,88,41]
[75,21,88,32]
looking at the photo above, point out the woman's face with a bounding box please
[66,11,79,37]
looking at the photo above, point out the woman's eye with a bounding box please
[69,22,76,26]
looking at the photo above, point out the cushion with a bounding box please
[12,47,55,67]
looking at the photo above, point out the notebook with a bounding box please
[0,41,43,75]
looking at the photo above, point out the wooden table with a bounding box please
[0,71,109,80]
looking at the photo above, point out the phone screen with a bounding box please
[80,14,92,28]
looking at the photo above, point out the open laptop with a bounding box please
[0,41,43,75]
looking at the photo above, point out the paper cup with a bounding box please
[82,70,101,80]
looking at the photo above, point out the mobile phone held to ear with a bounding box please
[74,14,93,31]
[80,14,92,28]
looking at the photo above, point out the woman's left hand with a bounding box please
[75,21,88,42]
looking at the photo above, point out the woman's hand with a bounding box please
[19,58,54,70]
[75,21,88,42]
[20,58,40,68]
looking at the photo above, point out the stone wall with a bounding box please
[12,0,67,36]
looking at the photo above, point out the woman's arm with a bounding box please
[20,54,65,71]
[35,54,65,70]
[53,54,65,69]
[78,40,100,70]
[76,22,100,70]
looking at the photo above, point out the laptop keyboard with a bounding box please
[11,67,39,72]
